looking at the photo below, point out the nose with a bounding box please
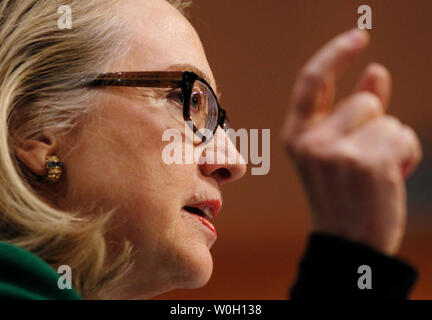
[198,127,247,186]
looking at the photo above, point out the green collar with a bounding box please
[0,242,81,300]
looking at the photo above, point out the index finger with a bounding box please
[288,28,370,133]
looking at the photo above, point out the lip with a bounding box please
[181,207,218,239]
[186,199,222,219]
[192,213,217,238]
[182,199,222,240]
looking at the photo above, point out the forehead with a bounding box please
[115,0,217,91]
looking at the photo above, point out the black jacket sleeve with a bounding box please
[290,233,417,299]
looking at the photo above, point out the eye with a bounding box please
[190,91,204,112]
[166,89,184,107]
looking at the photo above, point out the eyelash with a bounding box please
[165,89,185,110]
[166,89,184,103]
[135,88,182,107]
[138,88,202,113]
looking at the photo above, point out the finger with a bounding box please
[350,117,422,178]
[323,92,383,135]
[288,29,370,131]
[353,63,392,110]
[398,126,423,178]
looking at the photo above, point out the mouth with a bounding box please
[182,200,221,237]
[183,206,212,220]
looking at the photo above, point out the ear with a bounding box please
[13,134,58,176]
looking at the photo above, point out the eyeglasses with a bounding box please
[82,71,229,144]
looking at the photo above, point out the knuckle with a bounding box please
[402,125,418,143]
[339,144,373,173]
[319,139,363,170]
[334,142,361,166]
[294,131,330,158]
[355,92,383,116]
[299,67,323,89]
[399,126,415,143]
[334,140,383,176]
[385,115,401,127]
[400,125,423,159]
[378,115,401,130]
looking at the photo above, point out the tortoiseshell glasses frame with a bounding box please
[82,71,229,144]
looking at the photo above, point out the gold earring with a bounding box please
[44,154,63,183]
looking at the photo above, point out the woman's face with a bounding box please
[58,0,246,299]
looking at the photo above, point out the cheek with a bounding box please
[63,100,173,199]
[61,99,212,280]
[61,100,198,235]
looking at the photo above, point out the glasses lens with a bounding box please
[189,80,218,143]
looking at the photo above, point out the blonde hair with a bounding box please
[0,0,191,299]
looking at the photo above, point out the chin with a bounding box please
[105,248,213,299]
[177,243,214,289]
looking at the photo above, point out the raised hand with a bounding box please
[281,29,422,256]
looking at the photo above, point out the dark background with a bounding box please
[156,0,432,299]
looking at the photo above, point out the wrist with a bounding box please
[311,226,401,257]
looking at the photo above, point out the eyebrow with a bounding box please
[164,63,221,99]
